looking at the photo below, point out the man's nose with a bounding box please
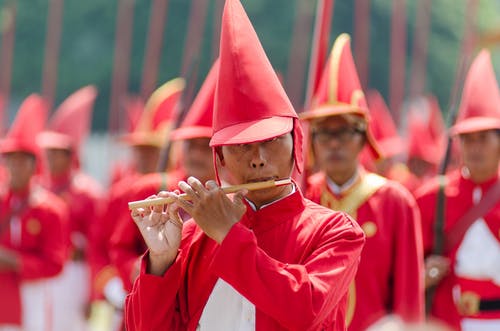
[250,147,266,168]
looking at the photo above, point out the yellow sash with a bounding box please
[320,172,387,218]
[320,172,387,326]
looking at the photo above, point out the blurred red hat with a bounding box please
[367,90,404,158]
[210,0,303,173]
[300,33,382,159]
[170,59,219,141]
[122,78,185,147]
[406,98,446,165]
[1,94,48,159]
[450,49,500,135]
[38,85,98,154]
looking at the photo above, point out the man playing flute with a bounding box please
[125,0,365,330]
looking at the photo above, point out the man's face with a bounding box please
[45,148,72,176]
[132,145,161,174]
[220,132,294,205]
[408,157,436,178]
[182,138,214,183]
[459,129,500,175]
[311,116,365,178]
[2,152,36,190]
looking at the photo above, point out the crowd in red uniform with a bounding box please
[1,0,499,330]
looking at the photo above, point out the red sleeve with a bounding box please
[211,214,365,330]
[125,250,187,331]
[88,183,127,300]
[390,188,425,323]
[19,201,69,279]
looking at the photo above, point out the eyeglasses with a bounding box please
[312,127,364,144]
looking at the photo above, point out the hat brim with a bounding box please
[170,126,213,141]
[210,116,293,146]
[449,117,500,135]
[0,139,39,156]
[119,132,165,147]
[37,131,73,150]
[300,104,368,121]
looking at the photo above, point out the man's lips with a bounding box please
[247,176,278,183]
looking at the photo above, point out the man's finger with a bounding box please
[187,177,207,196]
[178,181,199,201]
[205,180,219,191]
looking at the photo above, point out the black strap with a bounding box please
[480,299,500,312]
[433,176,447,255]
[425,175,447,316]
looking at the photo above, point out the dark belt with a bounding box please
[480,298,500,312]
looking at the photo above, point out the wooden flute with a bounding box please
[128,178,292,210]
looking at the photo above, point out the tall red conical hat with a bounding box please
[450,49,500,135]
[1,94,48,158]
[367,90,404,158]
[300,33,382,159]
[210,0,303,173]
[122,78,185,147]
[170,59,219,141]
[38,85,98,153]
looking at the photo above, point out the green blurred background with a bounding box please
[2,0,500,131]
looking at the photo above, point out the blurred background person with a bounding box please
[415,50,500,331]
[38,86,103,331]
[0,95,68,331]
[301,34,424,331]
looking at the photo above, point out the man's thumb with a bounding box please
[233,189,248,208]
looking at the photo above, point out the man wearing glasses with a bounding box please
[300,34,424,331]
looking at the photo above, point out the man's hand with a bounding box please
[425,255,451,289]
[130,191,183,276]
[176,177,247,244]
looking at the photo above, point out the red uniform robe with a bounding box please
[305,170,424,331]
[41,171,103,262]
[41,171,103,331]
[125,188,365,331]
[415,170,500,330]
[0,184,68,325]
[89,173,140,301]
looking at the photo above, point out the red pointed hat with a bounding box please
[300,33,382,159]
[450,49,500,135]
[1,94,48,157]
[38,85,98,152]
[210,0,303,172]
[367,90,404,158]
[406,100,445,165]
[170,59,219,141]
[122,77,185,147]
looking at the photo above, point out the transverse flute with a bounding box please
[128,178,292,210]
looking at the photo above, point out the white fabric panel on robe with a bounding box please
[198,278,255,331]
[21,280,52,331]
[455,186,500,285]
[51,261,90,331]
[462,318,500,331]
[0,326,22,331]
